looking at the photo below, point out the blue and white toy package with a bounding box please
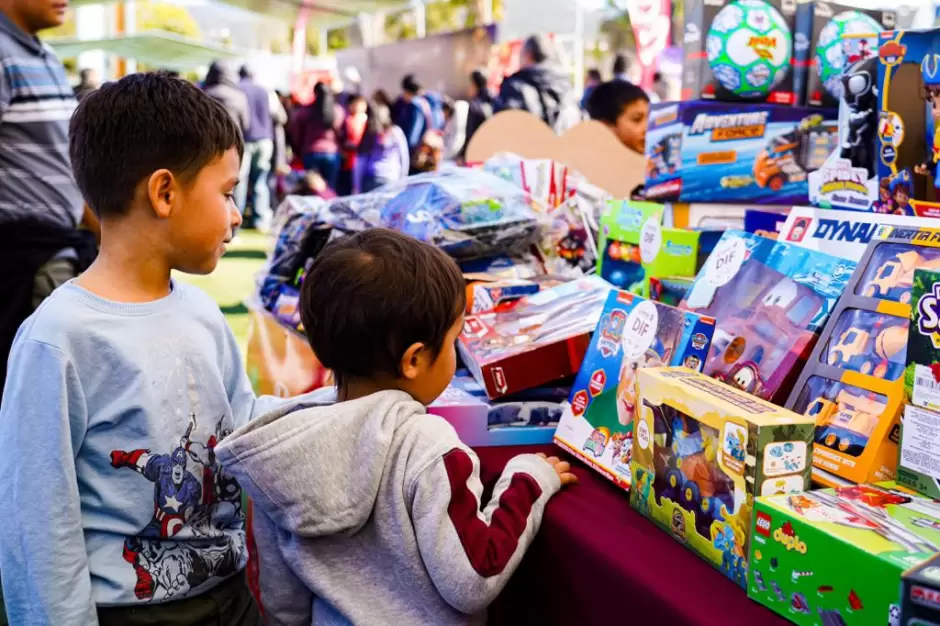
[644,101,838,205]
[553,290,716,490]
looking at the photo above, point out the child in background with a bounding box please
[338,95,368,196]
[586,80,650,155]
[354,102,410,193]
[413,130,445,174]
[218,229,576,625]
[0,73,320,625]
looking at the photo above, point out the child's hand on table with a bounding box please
[537,453,578,486]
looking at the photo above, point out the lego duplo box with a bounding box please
[553,291,715,490]
[681,0,806,104]
[644,101,838,205]
[598,200,719,300]
[900,552,940,626]
[749,482,940,626]
[785,225,940,487]
[630,367,815,588]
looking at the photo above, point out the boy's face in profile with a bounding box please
[169,147,242,275]
[613,99,649,155]
[406,315,464,406]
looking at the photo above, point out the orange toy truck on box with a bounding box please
[786,225,940,486]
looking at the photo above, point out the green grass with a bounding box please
[175,230,270,353]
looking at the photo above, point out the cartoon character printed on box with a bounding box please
[616,337,670,427]
[583,427,610,458]
[839,56,878,178]
[914,54,940,191]
[110,414,242,601]
[890,170,915,217]
[875,177,894,214]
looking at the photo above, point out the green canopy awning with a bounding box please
[47,30,242,70]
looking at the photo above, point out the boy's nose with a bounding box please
[230,204,243,229]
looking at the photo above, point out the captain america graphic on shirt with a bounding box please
[111,413,244,601]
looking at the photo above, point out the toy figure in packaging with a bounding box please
[915,54,940,189]
[839,56,878,179]
[554,291,715,490]
[680,230,855,405]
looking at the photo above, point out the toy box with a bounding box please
[681,0,806,104]
[876,29,940,219]
[644,101,838,205]
[553,291,716,490]
[780,205,936,261]
[745,208,790,240]
[680,230,856,405]
[598,200,721,299]
[901,552,940,626]
[630,367,815,588]
[429,371,568,447]
[784,225,940,487]
[457,276,613,399]
[795,1,901,109]
[749,482,940,626]
[464,277,541,314]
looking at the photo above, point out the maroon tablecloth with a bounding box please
[476,444,790,626]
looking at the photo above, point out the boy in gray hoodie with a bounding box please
[217,229,576,625]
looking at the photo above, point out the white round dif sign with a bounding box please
[705,236,746,287]
[639,218,662,265]
[622,300,659,360]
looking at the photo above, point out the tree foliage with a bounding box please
[136,1,201,39]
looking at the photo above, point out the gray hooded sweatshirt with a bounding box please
[216,389,561,625]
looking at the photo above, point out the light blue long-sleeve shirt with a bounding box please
[0,280,295,624]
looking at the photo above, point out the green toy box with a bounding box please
[598,200,718,301]
[630,367,815,588]
[749,482,940,626]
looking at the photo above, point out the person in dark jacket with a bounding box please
[496,34,580,132]
[461,69,494,161]
[290,82,345,190]
[394,75,435,166]
[237,65,275,229]
[204,60,250,136]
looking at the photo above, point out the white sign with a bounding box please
[901,405,940,482]
[705,236,746,287]
[623,300,659,359]
[639,217,662,265]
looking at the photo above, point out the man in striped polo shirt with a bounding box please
[0,0,97,391]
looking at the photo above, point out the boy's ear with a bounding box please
[147,169,177,219]
[400,342,427,381]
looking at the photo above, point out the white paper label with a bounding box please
[705,236,746,287]
[622,300,659,359]
[639,217,662,265]
[913,364,940,413]
[637,419,651,451]
[901,405,940,482]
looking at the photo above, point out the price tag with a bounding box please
[705,236,746,287]
[622,300,659,360]
[639,218,662,265]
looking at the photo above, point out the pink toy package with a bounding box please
[680,231,856,405]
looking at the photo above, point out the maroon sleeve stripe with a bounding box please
[442,448,543,578]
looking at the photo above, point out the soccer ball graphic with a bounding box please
[815,10,881,99]
[706,0,792,97]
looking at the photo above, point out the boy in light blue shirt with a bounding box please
[0,72,302,625]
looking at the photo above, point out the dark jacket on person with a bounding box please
[204,62,250,135]
[497,62,578,130]
[240,78,273,143]
[394,95,434,154]
[461,95,494,160]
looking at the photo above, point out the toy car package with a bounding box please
[631,367,815,588]
[901,552,940,626]
[553,291,716,490]
[681,230,856,405]
[750,482,940,626]
[644,101,838,205]
[457,276,614,399]
[786,225,940,486]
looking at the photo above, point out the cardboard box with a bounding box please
[796,0,900,108]
[901,553,940,626]
[681,0,805,104]
[749,482,940,626]
[681,229,856,405]
[745,208,790,240]
[785,225,940,486]
[429,372,568,447]
[630,367,815,588]
[457,276,613,399]
[644,101,838,205]
[598,200,720,300]
[779,205,937,262]
[554,291,716,490]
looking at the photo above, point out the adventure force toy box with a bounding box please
[644,101,837,205]
[749,483,940,626]
[630,367,815,588]
[680,230,856,405]
[553,291,715,490]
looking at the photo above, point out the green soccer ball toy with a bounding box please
[706,0,792,98]
[815,10,881,99]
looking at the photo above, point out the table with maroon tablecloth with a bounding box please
[475,444,790,626]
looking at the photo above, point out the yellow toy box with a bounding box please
[630,367,816,588]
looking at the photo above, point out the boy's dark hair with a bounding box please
[587,80,649,125]
[300,229,466,390]
[69,72,244,218]
[402,74,421,95]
